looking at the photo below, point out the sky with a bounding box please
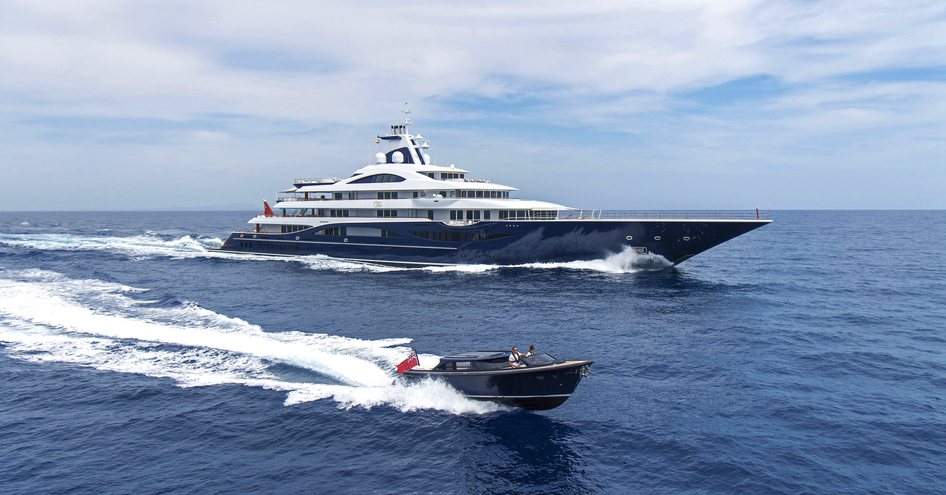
[1,0,944,211]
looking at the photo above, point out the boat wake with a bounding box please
[1,232,671,274]
[418,247,673,274]
[0,269,500,414]
[0,232,231,259]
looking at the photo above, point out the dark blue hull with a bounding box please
[218,219,769,266]
[402,361,592,410]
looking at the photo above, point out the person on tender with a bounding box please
[508,346,524,367]
[525,344,536,357]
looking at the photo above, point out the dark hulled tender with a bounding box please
[402,351,592,410]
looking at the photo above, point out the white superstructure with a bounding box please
[247,109,570,234]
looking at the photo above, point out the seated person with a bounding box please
[508,346,524,367]
[525,344,536,357]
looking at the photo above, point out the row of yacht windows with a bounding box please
[449,210,492,221]
[459,190,509,198]
[296,190,511,200]
[425,172,465,179]
[498,210,557,220]
[276,208,556,220]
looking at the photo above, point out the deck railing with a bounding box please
[556,209,767,220]
[246,209,767,222]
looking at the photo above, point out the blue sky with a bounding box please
[1,0,944,210]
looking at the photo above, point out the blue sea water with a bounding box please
[0,210,944,494]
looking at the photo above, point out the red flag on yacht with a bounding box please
[263,200,275,217]
[396,349,419,374]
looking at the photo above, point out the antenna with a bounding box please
[402,102,412,125]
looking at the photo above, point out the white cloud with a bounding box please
[0,0,944,209]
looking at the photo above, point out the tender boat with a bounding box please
[216,106,771,267]
[402,351,592,410]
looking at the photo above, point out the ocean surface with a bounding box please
[1,210,944,494]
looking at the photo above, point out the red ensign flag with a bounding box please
[263,200,275,217]
[396,350,419,374]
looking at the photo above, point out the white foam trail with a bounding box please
[420,246,673,274]
[0,233,404,272]
[0,233,227,259]
[0,233,669,274]
[0,269,498,414]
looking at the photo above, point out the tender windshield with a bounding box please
[522,353,561,367]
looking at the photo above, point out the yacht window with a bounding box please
[413,191,419,198]
[350,174,406,184]
[466,210,474,220]
[334,193,343,200]
[455,361,472,370]
[460,174,465,178]
[476,191,484,198]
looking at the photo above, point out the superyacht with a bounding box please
[219,109,770,266]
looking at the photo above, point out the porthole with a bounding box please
[625,235,633,241]
[295,236,300,240]
[343,238,349,243]
[653,235,661,241]
[252,234,257,239]
[683,236,691,241]
[239,234,244,238]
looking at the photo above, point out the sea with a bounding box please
[0,210,944,494]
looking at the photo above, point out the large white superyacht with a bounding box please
[219,109,770,266]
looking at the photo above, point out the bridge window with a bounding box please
[280,225,308,233]
[376,209,398,218]
[377,191,398,199]
[350,174,406,184]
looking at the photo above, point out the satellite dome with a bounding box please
[375,152,386,164]
[391,151,404,164]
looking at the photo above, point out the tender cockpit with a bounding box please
[431,351,565,371]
